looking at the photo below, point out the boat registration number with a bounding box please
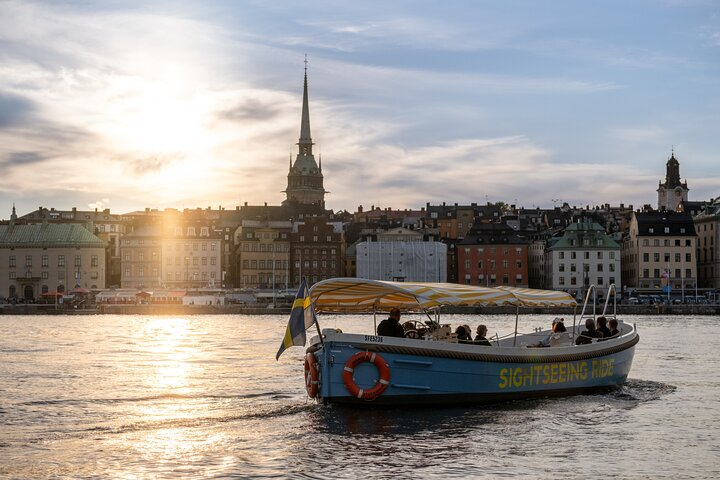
[364,335,383,343]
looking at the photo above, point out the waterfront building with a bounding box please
[457,220,529,287]
[120,225,162,289]
[0,219,106,299]
[622,210,697,296]
[17,206,125,287]
[356,227,446,282]
[693,198,720,290]
[546,220,621,299]
[160,218,223,290]
[291,216,344,286]
[657,150,689,212]
[235,219,292,290]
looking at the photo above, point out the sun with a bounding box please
[106,80,212,155]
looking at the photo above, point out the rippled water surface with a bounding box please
[1,314,719,479]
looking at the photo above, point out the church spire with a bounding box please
[298,54,313,156]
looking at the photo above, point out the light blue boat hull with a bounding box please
[308,327,639,406]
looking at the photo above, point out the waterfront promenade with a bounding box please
[1,303,719,316]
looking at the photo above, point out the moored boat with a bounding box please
[279,278,639,406]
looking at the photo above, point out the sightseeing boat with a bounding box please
[279,278,639,406]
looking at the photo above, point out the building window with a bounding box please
[58,255,65,267]
[42,255,49,267]
[91,255,98,267]
[25,255,32,267]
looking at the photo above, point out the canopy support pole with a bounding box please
[513,304,520,347]
[314,312,324,346]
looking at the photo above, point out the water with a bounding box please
[1,314,718,479]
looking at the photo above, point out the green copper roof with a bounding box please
[0,223,105,248]
[548,221,620,250]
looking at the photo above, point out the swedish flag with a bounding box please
[276,279,317,360]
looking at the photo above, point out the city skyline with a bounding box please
[1,0,718,217]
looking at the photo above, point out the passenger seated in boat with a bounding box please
[377,308,405,338]
[608,318,620,338]
[596,316,612,338]
[575,318,603,345]
[474,324,492,346]
[455,325,473,344]
[549,319,572,346]
[533,318,567,347]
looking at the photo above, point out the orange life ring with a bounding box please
[342,351,391,400]
[304,353,319,398]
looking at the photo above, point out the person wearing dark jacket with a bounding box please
[608,318,620,337]
[575,318,604,345]
[474,324,492,346]
[596,316,612,339]
[377,308,405,337]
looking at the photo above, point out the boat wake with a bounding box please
[609,378,676,403]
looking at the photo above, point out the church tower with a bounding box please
[657,149,689,211]
[283,59,326,207]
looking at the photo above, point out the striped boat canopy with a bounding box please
[308,278,576,313]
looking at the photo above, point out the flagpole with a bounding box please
[307,277,323,346]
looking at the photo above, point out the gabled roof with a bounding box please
[548,221,620,250]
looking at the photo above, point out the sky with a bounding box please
[0,0,718,218]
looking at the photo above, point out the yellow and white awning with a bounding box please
[308,278,576,313]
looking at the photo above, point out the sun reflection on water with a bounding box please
[141,317,195,392]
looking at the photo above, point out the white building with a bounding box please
[356,239,447,282]
[547,220,621,299]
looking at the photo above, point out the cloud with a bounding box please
[2,151,46,166]
[0,92,35,128]
[611,126,666,143]
[125,153,185,175]
[218,97,283,122]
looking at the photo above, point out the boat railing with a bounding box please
[574,283,619,342]
[575,284,598,342]
[601,283,618,322]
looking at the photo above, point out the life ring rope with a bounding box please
[342,351,391,401]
